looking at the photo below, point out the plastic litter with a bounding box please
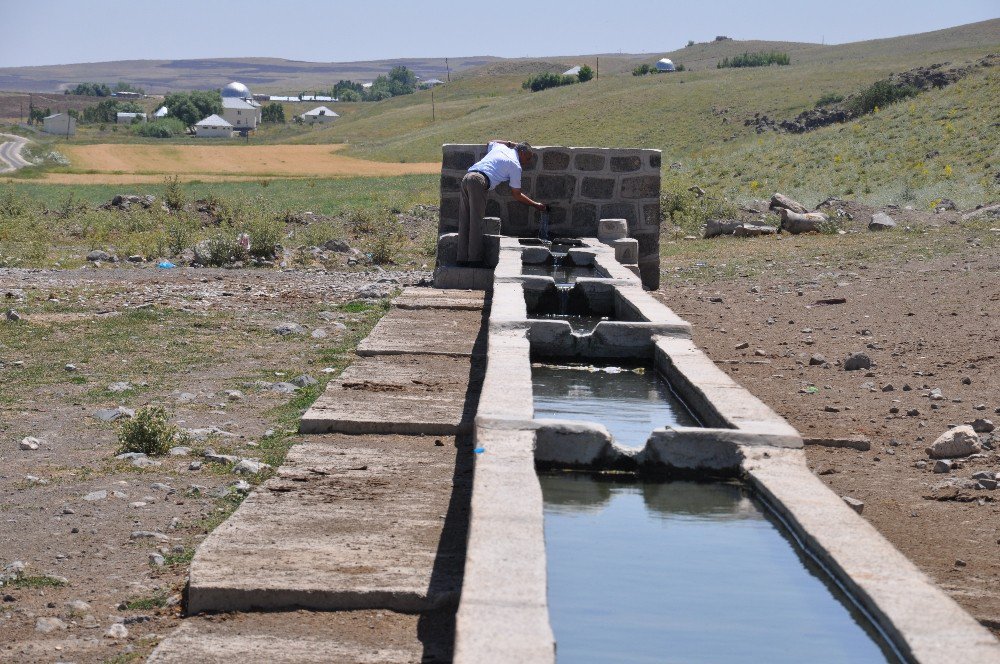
[473,447,485,454]
[157,261,176,269]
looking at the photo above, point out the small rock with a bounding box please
[273,322,307,336]
[233,459,270,475]
[926,425,981,459]
[35,617,67,633]
[65,600,91,613]
[19,437,41,451]
[868,212,896,231]
[809,354,827,366]
[4,309,20,322]
[204,451,240,465]
[961,377,972,385]
[83,490,108,501]
[928,387,944,401]
[86,250,113,262]
[735,342,749,350]
[955,559,967,568]
[972,419,995,434]
[105,623,128,639]
[881,384,894,392]
[291,374,317,388]
[168,446,191,456]
[93,406,135,422]
[188,460,203,471]
[224,390,244,401]
[64,364,77,372]
[977,478,998,490]
[311,328,328,339]
[933,460,953,473]
[842,496,864,514]
[130,531,169,541]
[107,381,131,393]
[843,353,872,371]
[148,553,165,567]
[269,382,299,394]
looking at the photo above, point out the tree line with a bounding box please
[65,82,146,97]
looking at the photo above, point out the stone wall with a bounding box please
[438,144,662,289]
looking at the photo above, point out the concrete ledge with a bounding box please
[357,306,485,358]
[527,319,689,358]
[393,286,486,311]
[745,448,1000,664]
[434,265,495,290]
[475,329,533,422]
[534,419,615,466]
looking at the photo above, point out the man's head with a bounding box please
[514,142,535,167]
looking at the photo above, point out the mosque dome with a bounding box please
[222,81,252,98]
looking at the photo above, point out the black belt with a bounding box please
[469,170,491,189]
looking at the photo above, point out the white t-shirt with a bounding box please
[468,142,522,190]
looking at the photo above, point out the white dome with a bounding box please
[222,81,252,98]
[656,58,676,71]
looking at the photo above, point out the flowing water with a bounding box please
[540,474,897,663]
[532,362,700,448]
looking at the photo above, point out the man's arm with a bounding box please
[511,188,547,211]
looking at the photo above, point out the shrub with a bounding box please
[134,117,185,138]
[847,80,919,115]
[164,214,195,255]
[202,231,248,266]
[577,65,594,83]
[245,216,282,258]
[0,185,26,217]
[261,103,285,123]
[815,92,844,108]
[117,406,177,456]
[633,64,654,77]
[363,215,404,264]
[522,72,577,92]
[163,176,184,210]
[718,51,790,68]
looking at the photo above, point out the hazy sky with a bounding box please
[2,0,997,67]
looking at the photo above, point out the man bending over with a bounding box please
[457,140,548,267]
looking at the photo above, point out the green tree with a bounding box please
[338,89,360,102]
[388,66,417,94]
[261,103,285,123]
[577,65,594,83]
[164,90,222,128]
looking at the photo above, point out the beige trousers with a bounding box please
[458,172,488,262]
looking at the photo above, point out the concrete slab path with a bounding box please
[358,306,486,358]
[393,287,486,311]
[187,434,472,614]
[301,354,484,435]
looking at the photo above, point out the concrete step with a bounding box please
[357,306,486,358]
[149,608,455,663]
[187,434,472,614]
[300,354,484,435]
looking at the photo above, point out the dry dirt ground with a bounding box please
[0,265,426,663]
[54,144,439,180]
[657,218,1000,634]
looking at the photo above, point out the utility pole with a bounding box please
[596,57,599,81]
[431,88,435,121]
[445,58,450,82]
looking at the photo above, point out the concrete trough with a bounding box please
[453,223,1000,663]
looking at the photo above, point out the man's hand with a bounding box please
[511,188,547,210]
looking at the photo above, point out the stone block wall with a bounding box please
[438,144,662,289]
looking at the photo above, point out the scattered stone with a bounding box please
[291,374,317,388]
[769,193,808,214]
[961,377,972,385]
[126,255,144,263]
[188,461,203,471]
[779,208,829,234]
[204,450,240,465]
[224,390,244,401]
[93,406,135,422]
[168,446,191,456]
[323,238,352,252]
[269,382,299,394]
[928,387,944,401]
[933,460,953,473]
[64,364,77,372]
[149,483,174,492]
[105,623,129,639]
[843,353,872,371]
[272,322,307,336]
[972,419,995,434]
[926,425,981,459]
[868,212,896,231]
[311,328,328,339]
[82,490,108,502]
[357,282,394,299]
[86,250,114,263]
[914,460,927,470]
[35,617,67,633]
[148,553,165,567]
[978,478,998,490]
[803,435,871,451]
[232,459,269,475]
[231,480,251,493]
[824,405,841,413]
[107,381,131,393]
[907,409,920,417]
[842,496,865,514]
[19,437,41,451]
[66,599,91,613]
[4,309,20,322]
[735,342,750,350]
[808,354,827,366]
[881,384,895,392]
[955,559,967,568]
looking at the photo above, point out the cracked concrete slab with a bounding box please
[186,434,472,614]
[149,609,455,663]
[301,354,484,434]
[357,306,486,357]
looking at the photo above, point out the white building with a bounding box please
[299,106,339,124]
[562,66,581,76]
[154,106,169,118]
[117,112,147,124]
[420,78,445,88]
[656,58,676,72]
[220,81,261,132]
[194,114,233,138]
[42,113,75,136]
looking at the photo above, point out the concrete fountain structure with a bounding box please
[150,145,1000,663]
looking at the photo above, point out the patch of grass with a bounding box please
[120,592,169,611]
[163,547,195,566]
[6,574,66,589]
